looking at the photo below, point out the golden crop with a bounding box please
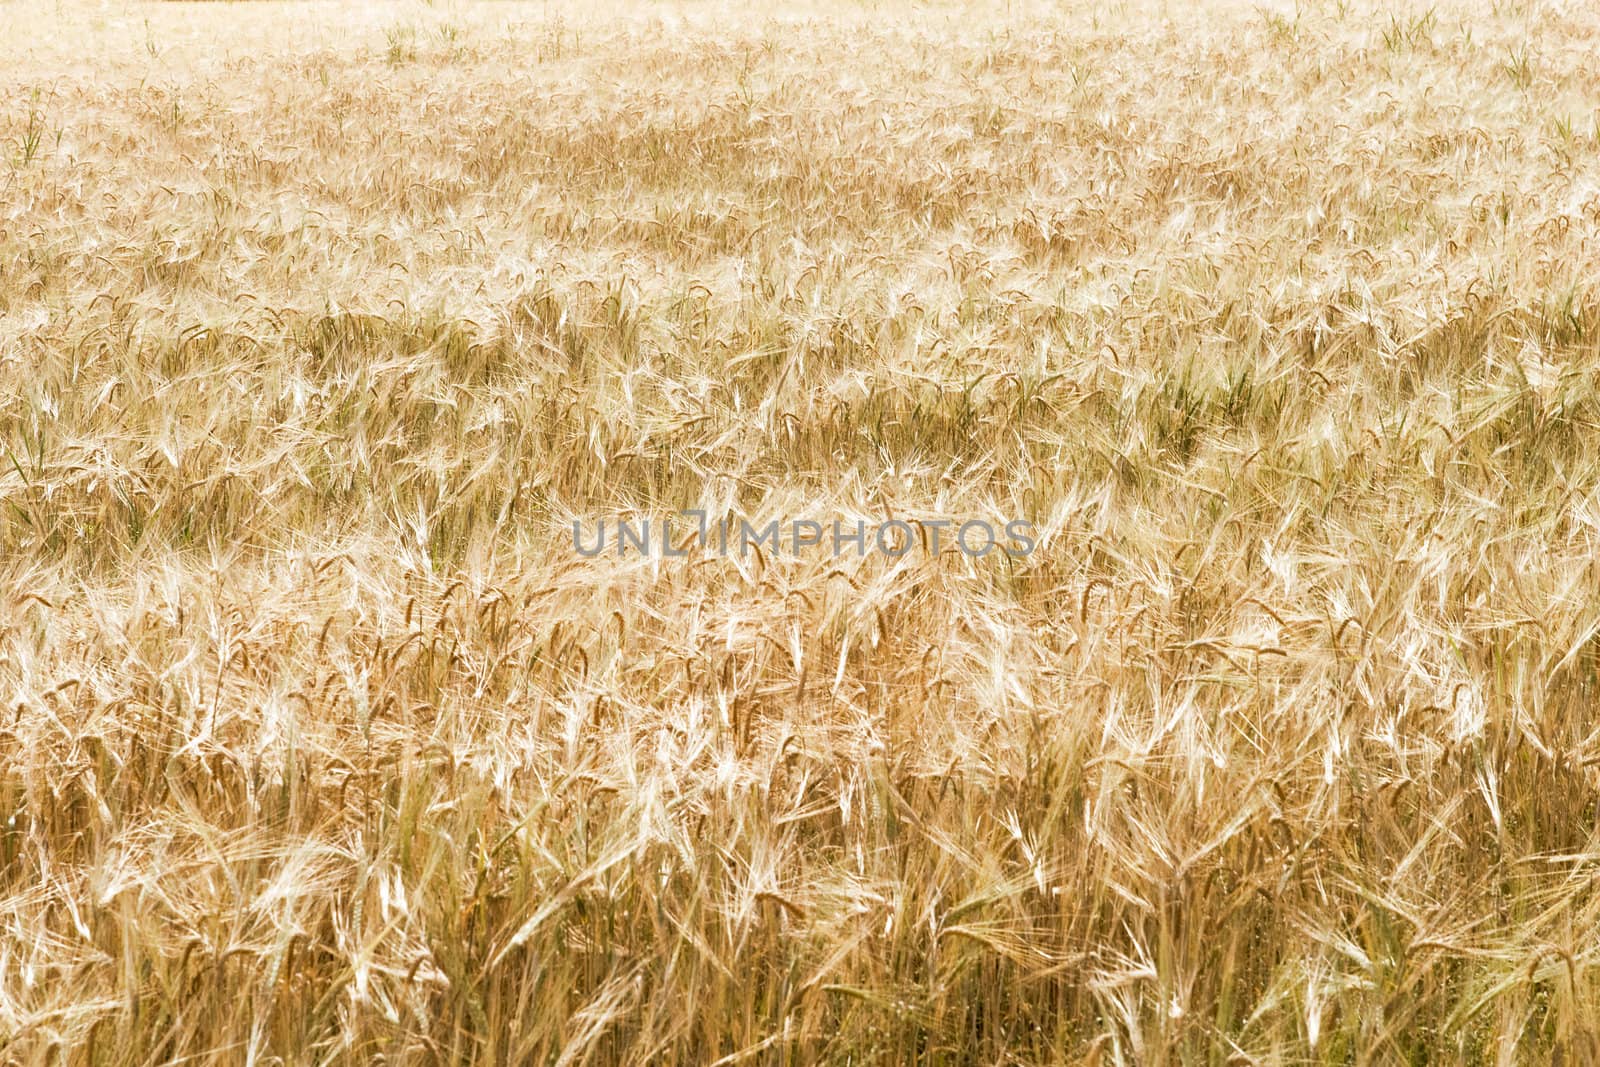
[4,0,1600,1061]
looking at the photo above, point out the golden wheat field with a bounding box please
[7,0,1600,1061]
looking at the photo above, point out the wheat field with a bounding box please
[4,0,1600,1062]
